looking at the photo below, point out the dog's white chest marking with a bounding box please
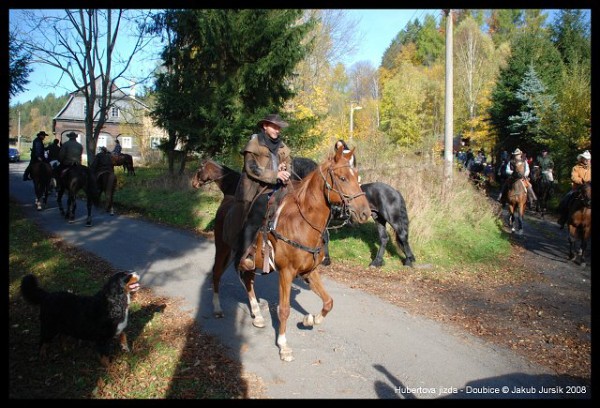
[116,293,131,335]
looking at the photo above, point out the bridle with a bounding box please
[268,159,365,262]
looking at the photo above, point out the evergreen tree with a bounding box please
[488,30,563,153]
[9,31,32,99]
[151,9,315,162]
[508,64,557,150]
[550,9,591,65]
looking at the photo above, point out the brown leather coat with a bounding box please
[234,133,292,203]
[571,162,591,189]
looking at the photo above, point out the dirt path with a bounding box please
[323,203,592,384]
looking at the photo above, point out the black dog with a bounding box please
[20,271,140,367]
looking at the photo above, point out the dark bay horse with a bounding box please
[531,165,554,218]
[94,170,117,215]
[211,148,371,361]
[56,165,100,226]
[111,154,135,176]
[566,182,591,266]
[506,161,528,235]
[30,161,53,211]
[193,158,416,267]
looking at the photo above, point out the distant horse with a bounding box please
[192,158,416,267]
[111,154,135,176]
[531,165,554,219]
[566,182,591,266]
[505,160,528,235]
[211,147,371,361]
[56,165,100,226]
[29,161,53,211]
[94,170,117,215]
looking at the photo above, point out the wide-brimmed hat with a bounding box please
[37,131,49,137]
[512,148,522,155]
[578,150,591,161]
[66,132,78,139]
[257,114,288,129]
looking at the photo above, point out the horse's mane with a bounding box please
[205,159,240,177]
[289,156,332,205]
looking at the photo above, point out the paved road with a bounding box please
[9,162,590,399]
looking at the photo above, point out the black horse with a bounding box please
[287,156,416,267]
[531,166,554,219]
[29,161,53,211]
[56,165,100,226]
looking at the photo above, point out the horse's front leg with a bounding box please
[369,219,388,267]
[277,270,294,362]
[302,270,333,327]
[239,270,265,328]
[211,246,230,318]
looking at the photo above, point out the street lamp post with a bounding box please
[350,102,362,142]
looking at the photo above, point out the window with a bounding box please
[98,135,108,148]
[121,136,133,149]
[111,106,119,117]
[150,137,163,150]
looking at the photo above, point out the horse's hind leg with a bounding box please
[85,199,93,227]
[395,228,416,267]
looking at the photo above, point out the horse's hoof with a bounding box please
[369,260,383,268]
[321,258,331,266]
[303,314,314,327]
[516,229,523,236]
[279,348,295,362]
[214,311,224,319]
[86,222,92,227]
[252,316,266,328]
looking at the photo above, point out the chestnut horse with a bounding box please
[506,160,528,235]
[210,147,371,361]
[111,154,135,176]
[192,158,416,267]
[566,182,591,267]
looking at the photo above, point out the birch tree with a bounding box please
[12,9,155,159]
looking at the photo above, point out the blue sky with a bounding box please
[11,9,579,106]
[10,9,424,106]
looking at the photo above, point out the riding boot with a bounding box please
[235,194,269,272]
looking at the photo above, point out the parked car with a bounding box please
[9,147,20,163]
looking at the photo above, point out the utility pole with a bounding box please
[17,111,21,151]
[443,9,454,182]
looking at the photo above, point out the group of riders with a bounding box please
[494,147,591,229]
[22,130,124,189]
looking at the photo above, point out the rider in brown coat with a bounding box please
[228,114,292,272]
